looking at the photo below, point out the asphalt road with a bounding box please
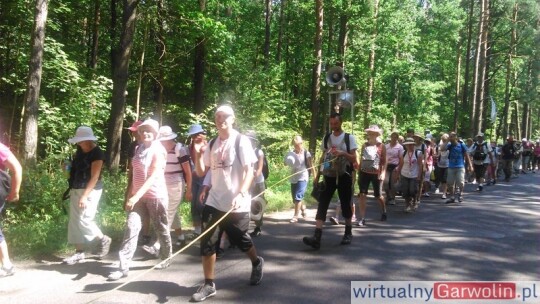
[1,173,539,304]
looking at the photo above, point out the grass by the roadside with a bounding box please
[3,161,316,260]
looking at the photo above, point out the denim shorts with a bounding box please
[291,180,308,202]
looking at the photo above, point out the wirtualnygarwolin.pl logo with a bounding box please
[351,281,539,303]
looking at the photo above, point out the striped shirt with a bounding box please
[164,143,190,184]
[132,141,167,199]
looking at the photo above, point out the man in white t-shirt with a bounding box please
[303,113,358,249]
[191,105,264,302]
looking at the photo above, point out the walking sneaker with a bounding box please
[155,259,170,270]
[191,283,217,302]
[356,219,366,227]
[458,196,463,203]
[250,257,264,285]
[107,270,128,281]
[142,245,159,258]
[63,252,85,265]
[0,265,15,277]
[405,205,412,213]
[329,217,340,225]
[445,198,456,204]
[303,229,322,249]
[441,194,447,199]
[250,227,261,237]
[423,192,430,197]
[96,235,111,259]
[476,185,483,192]
[381,213,387,221]
[340,233,352,245]
[434,188,440,194]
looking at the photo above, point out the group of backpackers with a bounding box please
[301,113,522,249]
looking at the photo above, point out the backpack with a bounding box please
[360,143,383,173]
[403,149,421,159]
[472,142,488,161]
[208,134,243,166]
[256,148,269,180]
[321,133,352,177]
[0,169,11,202]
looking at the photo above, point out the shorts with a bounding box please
[358,171,382,198]
[474,163,487,180]
[437,167,448,183]
[200,205,253,256]
[291,180,307,202]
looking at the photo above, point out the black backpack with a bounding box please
[256,148,269,180]
[472,142,488,161]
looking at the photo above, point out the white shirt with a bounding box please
[203,130,256,213]
[401,150,421,179]
[253,148,265,184]
[285,149,311,183]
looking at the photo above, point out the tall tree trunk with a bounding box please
[193,0,206,114]
[454,36,462,131]
[460,0,474,123]
[502,2,518,139]
[309,0,323,154]
[263,0,271,70]
[474,0,489,135]
[337,0,350,67]
[106,0,139,171]
[135,18,148,121]
[521,102,529,140]
[364,0,379,129]
[89,0,101,70]
[110,0,118,78]
[275,0,286,62]
[154,0,165,121]
[392,77,399,129]
[470,0,484,136]
[512,101,520,138]
[22,0,48,166]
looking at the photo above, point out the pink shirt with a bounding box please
[534,146,540,157]
[0,143,12,170]
[385,142,404,166]
[132,141,167,199]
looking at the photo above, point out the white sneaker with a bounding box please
[434,189,440,194]
[441,194,447,199]
[142,245,159,258]
[108,270,128,281]
[63,252,85,265]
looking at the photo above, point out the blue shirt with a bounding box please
[447,142,468,168]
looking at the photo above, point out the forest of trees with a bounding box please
[0,0,538,169]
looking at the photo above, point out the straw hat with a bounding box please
[402,137,415,145]
[365,124,383,135]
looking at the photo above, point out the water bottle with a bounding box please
[64,159,72,177]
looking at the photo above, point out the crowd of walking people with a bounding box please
[0,105,539,302]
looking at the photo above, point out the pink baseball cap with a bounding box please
[127,120,143,131]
